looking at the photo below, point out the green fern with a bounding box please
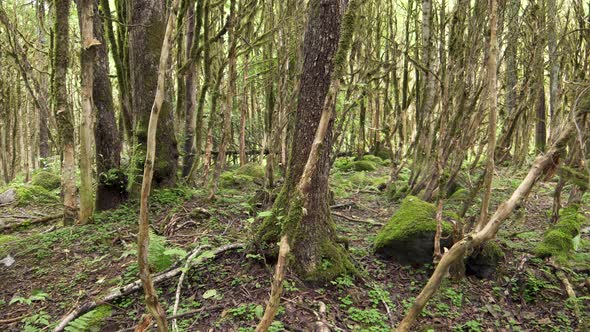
[64,305,111,332]
[148,230,174,272]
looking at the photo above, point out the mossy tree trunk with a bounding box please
[128,0,179,190]
[53,0,78,225]
[256,0,358,283]
[95,0,125,211]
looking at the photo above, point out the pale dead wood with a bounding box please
[53,243,243,331]
[255,235,290,332]
[135,0,181,329]
[331,211,384,226]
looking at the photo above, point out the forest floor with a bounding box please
[0,158,589,332]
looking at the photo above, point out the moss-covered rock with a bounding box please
[350,160,378,172]
[374,196,454,264]
[466,241,505,279]
[234,163,265,179]
[535,206,585,263]
[361,154,384,164]
[15,185,59,206]
[220,163,265,189]
[31,171,61,190]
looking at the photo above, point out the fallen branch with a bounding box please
[329,202,355,209]
[0,213,63,232]
[53,243,244,332]
[171,245,210,332]
[551,263,581,320]
[331,211,384,226]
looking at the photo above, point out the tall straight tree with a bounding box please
[77,0,97,224]
[53,0,77,225]
[95,0,124,210]
[256,0,357,282]
[128,0,179,190]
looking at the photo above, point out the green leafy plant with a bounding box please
[10,290,49,305]
[64,304,112,332]
[22,311,51,332]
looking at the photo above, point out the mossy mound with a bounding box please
[350,160,378,172]
[220,163,265,189]
[370,146,391,161]
[386,182,409,201]
[14,184,58,206]
[535,206,585,263]
[31,170,61,190]
[333,158,378,172]
[466,241,505,279]
[361,154,386,165]
[234,163,265,179]
[374,196,454,264]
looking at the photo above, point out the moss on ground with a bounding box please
[0,235,17,246]
[333,157,378,172]
[535,205,585,263]
[31,170,61,190]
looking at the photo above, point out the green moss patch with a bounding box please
[374,196,454,264]
[466,241,505,279]
[14,184,59,206]
[333,157,378,172]
[31,170,61,190]
[220,163,265,189]
[535,206,585,263]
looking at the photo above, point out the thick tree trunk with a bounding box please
[256,0,356,283]
[95,0,125,211]
[53,0,78,225]
[128,0,179,190]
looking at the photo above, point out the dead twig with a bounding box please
[331,211,384,226]
[53,243,244,331]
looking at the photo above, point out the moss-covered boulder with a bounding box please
[466,241,505,279]
[350,160,378,172]
[361,154,384,164]
[14,185,59,206]
[220,163,265,189]
[374,196,454,264]
[536,205,585,263]
[234,163,265,179]
[31,171,61,190]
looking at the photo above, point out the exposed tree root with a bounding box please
[53,243,244,332]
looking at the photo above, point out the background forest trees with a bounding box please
[0,0,589,330]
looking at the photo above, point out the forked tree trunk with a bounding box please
[53,0,77,225]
